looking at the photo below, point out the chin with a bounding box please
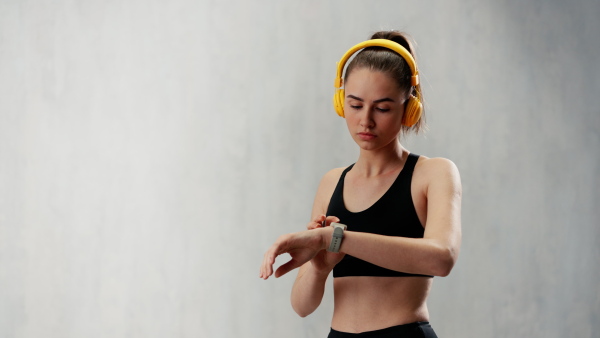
[356,141,380,150]
[355,137,397,151]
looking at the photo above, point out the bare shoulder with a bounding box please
[415,156,460,175]
[317,167,347,196]
[322,166,347,184]
[311,166,348,217]
[414,156,462,192]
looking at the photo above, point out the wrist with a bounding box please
[326,223,347,253]
[319,226,334,251]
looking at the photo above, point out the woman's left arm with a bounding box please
[337,158,462,277]
[260,158,461,279]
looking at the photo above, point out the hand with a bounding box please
[306,215,346,273]
[259,227,329,280]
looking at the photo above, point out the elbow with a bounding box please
[432,246,459,277]
[292,304,313,318]
[291,295,318,318]
[435,262,453,277]
[297,311,310,318]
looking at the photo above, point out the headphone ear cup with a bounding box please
[402,95,422,127]
[333,89,345,117]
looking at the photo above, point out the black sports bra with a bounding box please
[326,153,433,278]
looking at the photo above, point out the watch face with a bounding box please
[332,222,347,230]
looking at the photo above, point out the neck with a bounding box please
[354,139,407,177]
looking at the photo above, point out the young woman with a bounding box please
[259,31,462,338]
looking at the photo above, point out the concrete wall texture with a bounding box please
[1,0,598,337]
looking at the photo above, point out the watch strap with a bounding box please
[327,223,347,253]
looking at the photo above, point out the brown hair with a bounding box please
[344,31,426,134]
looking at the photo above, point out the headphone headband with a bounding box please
[334,39,420,89]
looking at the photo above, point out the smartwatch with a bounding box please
[327,222,347,253]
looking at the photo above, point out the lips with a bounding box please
[358,132,376,140]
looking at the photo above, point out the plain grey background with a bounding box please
[1,0,599,337]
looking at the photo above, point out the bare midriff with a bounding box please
[331,276,432,333]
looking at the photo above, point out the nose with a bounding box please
[359,106,375,128]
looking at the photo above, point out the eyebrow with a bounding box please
[347,95,395,103]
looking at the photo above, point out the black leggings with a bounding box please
[327,322,437,338]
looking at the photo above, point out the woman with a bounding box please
[259,31,462,338]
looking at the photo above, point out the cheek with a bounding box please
[344,117,354,131]
[344,113,360,125]
[380,114,404,132]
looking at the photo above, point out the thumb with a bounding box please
[274,258,300,278]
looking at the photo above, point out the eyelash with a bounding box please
[349,105,390,113]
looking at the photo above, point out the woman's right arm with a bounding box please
[290,169,344,317]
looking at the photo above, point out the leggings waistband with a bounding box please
[328,321,436,337]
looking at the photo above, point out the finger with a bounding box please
[260,254,269,279]
[262,255,273,279]
[325,216,341,226]
[312,214,326,223]
[259,266,266,279]
[274,258,300,278]
[312,214,326,227]
[259,254,265,278]
[308,215,324,229]
[307,220,321,230]
[265,248,279,278]
[261,246,278,279]
[262,252,272,279]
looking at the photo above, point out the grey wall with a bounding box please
[1,0,598,337]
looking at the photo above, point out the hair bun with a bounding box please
[370,31,413,55]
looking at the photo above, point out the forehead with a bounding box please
[344,68,402,96]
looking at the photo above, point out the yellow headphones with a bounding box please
[333,39,423,127]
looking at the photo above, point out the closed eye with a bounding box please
[349,105,390,112]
